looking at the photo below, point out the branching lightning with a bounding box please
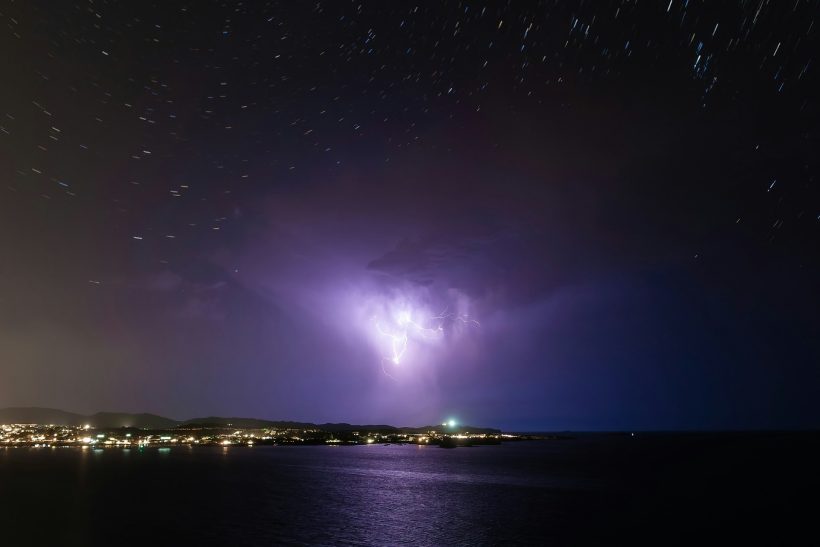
[431,306,481,328]
[374,318,410,365]
[372,306,479,378]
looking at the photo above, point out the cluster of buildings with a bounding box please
[0,423,510,448]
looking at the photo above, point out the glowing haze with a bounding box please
[368,291,478,374]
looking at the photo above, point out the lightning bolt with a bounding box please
[374,319,409,365]
[431,306,481,328]
[372,307,479,378]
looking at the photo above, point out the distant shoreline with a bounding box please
[1,420,550,449]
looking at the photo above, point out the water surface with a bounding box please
[1,434,817,545]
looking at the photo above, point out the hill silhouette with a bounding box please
[0,407,500,433]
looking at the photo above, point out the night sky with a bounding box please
[1,1,818,430]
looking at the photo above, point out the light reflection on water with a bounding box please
[0,442,575,545]
[3,435,817,545]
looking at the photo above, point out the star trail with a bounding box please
[0,1,818,430]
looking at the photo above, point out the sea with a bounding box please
[1,432,818,546]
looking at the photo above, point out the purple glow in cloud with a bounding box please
[369,297,479,377]
[344,282,481,380]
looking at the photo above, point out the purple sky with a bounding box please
[1,2,818,429]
